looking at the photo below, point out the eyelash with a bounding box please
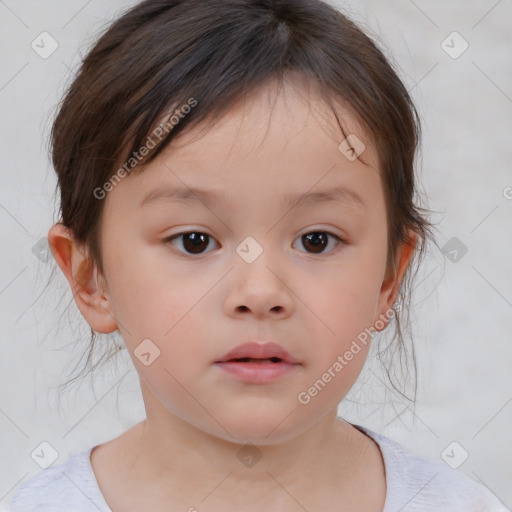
[163,230,345,257]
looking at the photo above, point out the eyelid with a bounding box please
[298,224,347,240]
[294,230,344,255]
[163,230,219,256]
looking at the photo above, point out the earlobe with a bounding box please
[47,223,118,334]
[375,229,418,331]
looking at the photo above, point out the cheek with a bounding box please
[103,241,202,339]
[307,270,381,343]
[136,359,217,432]
[300,267,382,393]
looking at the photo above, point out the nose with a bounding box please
[223,249,295,320]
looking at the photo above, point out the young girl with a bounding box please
[6,0,508,510]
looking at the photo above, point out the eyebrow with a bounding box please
[140,184,366,211]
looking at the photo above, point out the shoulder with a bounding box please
[5,445,111,512]
[355,424,509,512]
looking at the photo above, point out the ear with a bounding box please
[374,228,418,331]
[47,223,118,334]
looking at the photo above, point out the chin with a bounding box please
[206,411,308,447]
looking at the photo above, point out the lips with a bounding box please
[213,342,300,384]
[214,342,300,364]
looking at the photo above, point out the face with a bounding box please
[90,78,400,444]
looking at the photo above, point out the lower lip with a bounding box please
[213,360,299,383]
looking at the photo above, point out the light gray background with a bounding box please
[1,0,511,509]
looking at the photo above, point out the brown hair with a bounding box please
[49,0,439,402]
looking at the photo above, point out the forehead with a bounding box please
[106,76,384,219]
[163,75,379,168]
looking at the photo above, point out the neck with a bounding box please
[124,402,375,510]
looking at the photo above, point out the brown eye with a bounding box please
[297,231,342,254]
[165,230,343,257]
[166,232,218,255]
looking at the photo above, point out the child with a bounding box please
[6,0,508,510]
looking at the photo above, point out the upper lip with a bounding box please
[215,342,300,364]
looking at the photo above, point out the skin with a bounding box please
[49,75,417,511]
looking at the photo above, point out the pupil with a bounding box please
[303,232,327,253]
[184,233,208,254]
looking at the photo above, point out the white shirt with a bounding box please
[5,425,509,511]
